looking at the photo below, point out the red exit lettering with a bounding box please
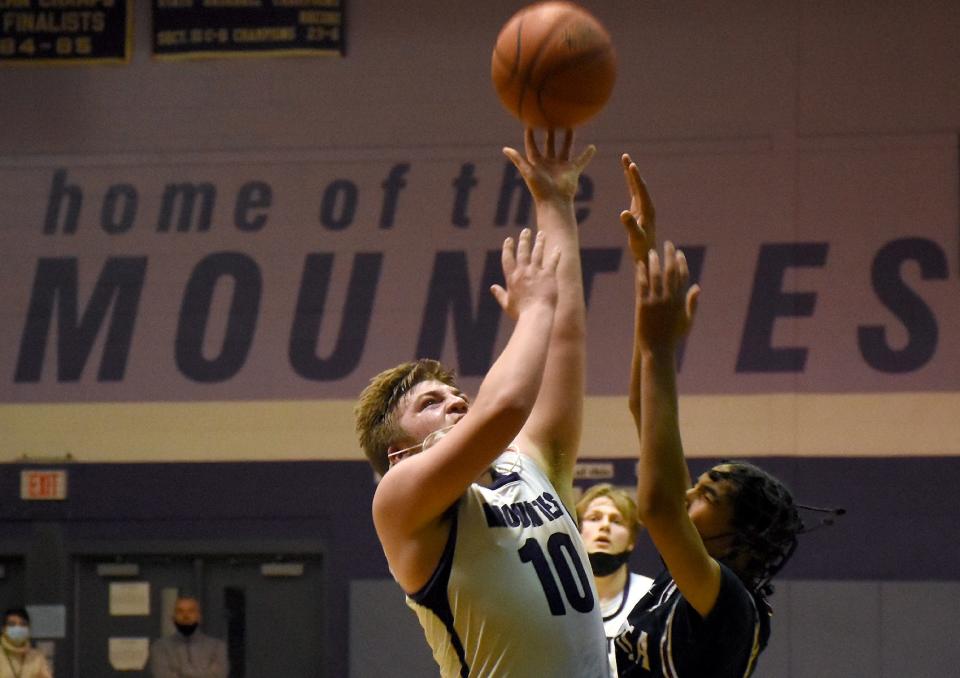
[20,470,68,500]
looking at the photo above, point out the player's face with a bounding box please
[388,380,469,465]
[686,468,737,557]
[579,496,634,554]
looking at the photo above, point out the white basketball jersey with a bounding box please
[406,450,609,677]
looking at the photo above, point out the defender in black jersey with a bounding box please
[613,154,804,677]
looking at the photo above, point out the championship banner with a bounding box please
[0,0,131,64]
[152,0,344,59]
[0,135,957,461]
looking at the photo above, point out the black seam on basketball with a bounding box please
[492,45,519,94]
[515,10,572,124]
[529,11,600,126]
[511,14,523,78]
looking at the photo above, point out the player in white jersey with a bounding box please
[577,483,654,676]
[355,130,609,677]
[408,440,605,676]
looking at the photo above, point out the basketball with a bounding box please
[491,1,616,128]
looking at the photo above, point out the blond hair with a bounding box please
[354,359,457,476]
[575,483,640,544]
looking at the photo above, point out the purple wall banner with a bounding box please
[1,135,957,460]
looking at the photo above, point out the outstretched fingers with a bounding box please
[622,154,656,240]
[560,128,573,160]
[686,284,701,328]
[502,145,527,174]
[674,247,698,333]
[620,210,649,264]
[524,128,542,162]
[489,282,508,309]
[675,248,691,290]
[620,209,645,240]
[623,156,655,216]
[514,229,556,275]
[574,142,597,172]
[491,234,518,312]
[515,228,533,267]
[636,244,702,346]
[501,235,517,278]
[662,241,678,294]
[532,229,549,268]
[647,249,663,298]
[490,230,559,315]
[643,243,692,304]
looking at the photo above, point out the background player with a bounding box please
[577,483,654,675]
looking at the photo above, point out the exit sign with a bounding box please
[20,470,68,501]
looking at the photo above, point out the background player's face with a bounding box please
[685,469,737,557]
[391,380,469,456]
[579,496,634,554]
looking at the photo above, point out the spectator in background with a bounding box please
[149,595,228,678]
[0,607,52,678]
[577,483,654,674]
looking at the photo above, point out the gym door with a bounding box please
[73,552,325,677]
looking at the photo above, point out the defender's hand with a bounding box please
[636,241,700,352]
[619,153,657,267]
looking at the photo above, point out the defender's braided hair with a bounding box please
[709,461,804,598]
[704,461,843,653]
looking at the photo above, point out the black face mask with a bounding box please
[175,623,198,637]
[588,550,631,577]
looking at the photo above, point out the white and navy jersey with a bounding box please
[613,563,769,678]
[406,450,609,678]
[603,571,654,677]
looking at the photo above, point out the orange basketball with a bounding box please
[491,1,616,128]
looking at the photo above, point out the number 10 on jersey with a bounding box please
[519,532,595,615]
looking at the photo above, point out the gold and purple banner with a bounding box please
[152,0,343,60]
[0,0,131,64]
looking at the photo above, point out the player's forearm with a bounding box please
[535,199,585,327]
[525,197,586,462]
[635,349,690,521]
[475,300,557,419]
[628,301,644,420]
